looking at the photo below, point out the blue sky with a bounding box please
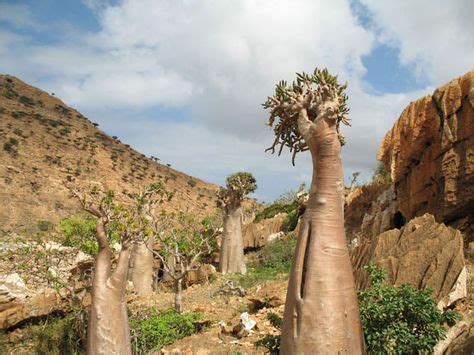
[1,0,473,202]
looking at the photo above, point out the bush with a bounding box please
[11,110,25,119]
[19,95,35,106]
[59,215,121,255]
[59,215,99,255]
[253,264,460,354]
[282,208,299,232]
[254,201,298,223]
[37,220,54,232]
[3,137,18,154]
[26,312,87,355]
[372,162,392,183]
[130,309,204,353]
[359,264,460,354]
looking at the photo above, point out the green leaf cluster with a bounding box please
[130,308,203,353]
[359,264,460,354]
[59,215,120,255]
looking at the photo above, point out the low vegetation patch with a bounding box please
[130,308,204,354]
[234,233,296,288]
[254,263,460,354]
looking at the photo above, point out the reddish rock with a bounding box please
[377,70,474,241]
[242,214,286,248]
[351,214,466,306]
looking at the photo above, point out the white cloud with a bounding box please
[0,3,35,27]
[360,0,474,84]
[1,0,471,200]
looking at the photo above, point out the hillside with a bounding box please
[0,74,219,235]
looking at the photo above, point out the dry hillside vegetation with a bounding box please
[0,74,218,235]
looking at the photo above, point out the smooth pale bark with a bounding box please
[130,237,154,296]
[219,200,246,274]
[174,278,183,313]
[280,113,364,353]
[87,219,132,355]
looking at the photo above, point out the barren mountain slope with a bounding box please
[0,74,219,234]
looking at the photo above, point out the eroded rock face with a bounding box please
[351,214,466,307]
[377,70,474,241]
[0,241,93,329]
[242,213,286,249]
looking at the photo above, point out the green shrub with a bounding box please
[26,312,87,355]
[59,215,121,255]
[59,127,71,136]
[359,264,460,354]
[282,208,299,232]
[372,162,392,183]
[130,308,204,353]
[254,264,460,354]
[254,201,297,223]
[19,95,35,106]
[3,137,18,154]
[37,220,54,232]
[11,110,26,119]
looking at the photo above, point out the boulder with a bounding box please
[242,213,286,248]
[351,214,466,307]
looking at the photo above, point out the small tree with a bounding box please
[128,182,172,296]
[263,68,363,353]
[359,264,459,354]
[148,211,217,313]
[67,183,142,355]
[217,172,257,274]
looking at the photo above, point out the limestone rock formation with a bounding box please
[351,214,466,307]
[0,242,92,329]
[377,70,474,242]
[242,213,286,249]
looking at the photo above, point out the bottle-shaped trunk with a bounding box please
[87,220,132,355]
[130,237,154,296]
[219,201,246,274]
[280,123,364,353]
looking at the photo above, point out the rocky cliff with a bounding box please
[346,70,474,244]
[0,75,219,234]
[378,70,474,240]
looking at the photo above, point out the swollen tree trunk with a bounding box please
[130,237,154,296]
[280,116,364,353]
[219,200,246,274]
[174,278,183,313]
[87,219,132,355]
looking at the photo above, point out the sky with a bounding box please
[1,0,473,202]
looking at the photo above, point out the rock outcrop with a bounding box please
[377,70,474,242]
[0,242,92,329]
[242,213,286,249]
[351,214,466,308]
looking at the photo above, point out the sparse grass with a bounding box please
[233,233,296,288]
